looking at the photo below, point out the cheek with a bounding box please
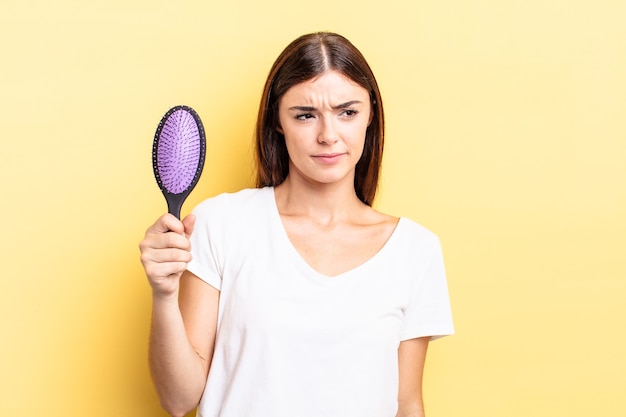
[353,125,370,159]
[353,123,369,147]
[282,132,303,160]
[282,124,312,148]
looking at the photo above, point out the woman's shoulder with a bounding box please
[193,186,272,215]
[370,206,438,240]
[390,216,442,256]
[363,206,441,255]
[397,216,438,238]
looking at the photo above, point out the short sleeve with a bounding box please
[400,238,454,341]
[186,200,223,291]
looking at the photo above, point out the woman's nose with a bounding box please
[317,118,339,144]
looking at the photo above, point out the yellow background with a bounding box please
[1,1,624,416]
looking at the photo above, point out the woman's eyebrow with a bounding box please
[288,105,316,112]
[288,100,363,111]
[333,100,362,109]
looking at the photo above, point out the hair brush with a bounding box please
[152,105,206,219]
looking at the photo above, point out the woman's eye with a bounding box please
[342,109,358,117]
[296,113,314,121]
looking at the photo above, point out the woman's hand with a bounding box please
[139,213,196,298]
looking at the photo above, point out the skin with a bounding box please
[140,214,218,417]
[139,69,431,417]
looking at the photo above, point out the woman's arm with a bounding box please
[140,214,219,417]
[149,272,219,416]
[396,337,430,417]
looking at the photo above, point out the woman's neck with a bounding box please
[274,175,366,225]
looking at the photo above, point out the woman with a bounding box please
[140,32,453,417]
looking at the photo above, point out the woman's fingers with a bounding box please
[139,213,196,296]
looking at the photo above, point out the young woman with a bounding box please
[140,32,453,417]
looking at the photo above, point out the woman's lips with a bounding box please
[312,153,346,164]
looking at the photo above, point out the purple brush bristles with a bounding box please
[156,108,202,194]
[152,105,206,219]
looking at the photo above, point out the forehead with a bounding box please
[281,70,369,103]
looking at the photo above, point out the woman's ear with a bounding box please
[276,124,284,135]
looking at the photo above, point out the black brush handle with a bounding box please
[163,191,187,220]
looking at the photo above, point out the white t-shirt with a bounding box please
[187,187,454,417]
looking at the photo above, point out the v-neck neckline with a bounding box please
[266,187,404,280]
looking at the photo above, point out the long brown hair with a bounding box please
[255,32,385,206]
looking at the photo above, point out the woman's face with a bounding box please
[277,70,372,188]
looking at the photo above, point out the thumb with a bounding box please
[151,213,184,235]
[182,213,196,239]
